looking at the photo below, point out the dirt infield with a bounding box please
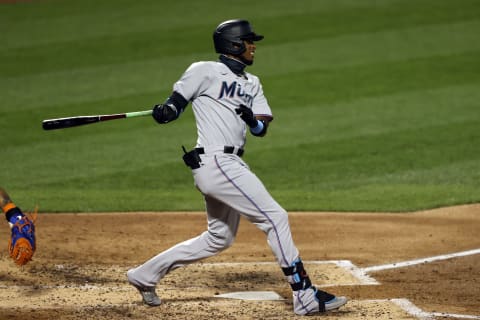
[0,204,479,319]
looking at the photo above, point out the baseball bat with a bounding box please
[42,110,152,130]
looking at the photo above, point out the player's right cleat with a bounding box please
[127,271,161,306]
[325,295,348,311]
[293,287,347,315]
[283,259,348,315]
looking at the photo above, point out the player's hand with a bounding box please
[235,104,257,128]
[152,104,178,124]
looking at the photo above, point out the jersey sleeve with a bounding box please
[252,80,273,120]
[173,62,211,101]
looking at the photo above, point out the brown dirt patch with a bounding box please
[0,204,479,319]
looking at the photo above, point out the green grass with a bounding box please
[1,0,479,212]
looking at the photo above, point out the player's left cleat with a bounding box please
[127,270,161,306]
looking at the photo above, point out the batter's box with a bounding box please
[160,260,378,293]
[0,260,379,312]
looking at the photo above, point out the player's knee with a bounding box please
[206,230,235,251]
[256,209,290,233]
[275,210,289,225]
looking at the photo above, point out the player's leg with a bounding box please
[194,154,298,266]
[127,195,240,305]
[195,155,347,314]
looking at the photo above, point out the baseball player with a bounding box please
[127,19,347,315]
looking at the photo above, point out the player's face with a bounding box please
[241,40,256,64]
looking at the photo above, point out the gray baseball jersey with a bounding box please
[127,58,300,293]
[174,60,272,148]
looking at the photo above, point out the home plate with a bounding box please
[214,291,285,301]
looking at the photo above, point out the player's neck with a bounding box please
[219,54,246,76]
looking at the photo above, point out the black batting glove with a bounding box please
[152,104,178,124]
[235,104,258,128]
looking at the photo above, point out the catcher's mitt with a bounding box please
[8,205,37,266]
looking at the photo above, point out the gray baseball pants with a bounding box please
[128,151,299,287]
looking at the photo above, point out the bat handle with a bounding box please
[126,110,152,118]
[99,110,152,121]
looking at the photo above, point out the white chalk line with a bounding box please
[360,249,480,319]
[361,248,480,273]
[390,298,480,320]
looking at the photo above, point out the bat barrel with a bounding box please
[42,110,152,130]
[42,116,100,130]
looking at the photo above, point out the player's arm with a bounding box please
[152,91,189,124]
[0,187,17,221]
[153,61,209,124]
[251,115,272,137]
[1,187,23,224]
[0,187,11,208]
[235,104,271,137]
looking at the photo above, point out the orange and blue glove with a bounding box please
[3,203,36,266]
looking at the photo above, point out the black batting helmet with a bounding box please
[213,19,264,55]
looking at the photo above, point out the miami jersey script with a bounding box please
[173,61,273,148]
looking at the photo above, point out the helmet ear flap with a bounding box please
[227,40,246,55]
[213,34,245,55]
